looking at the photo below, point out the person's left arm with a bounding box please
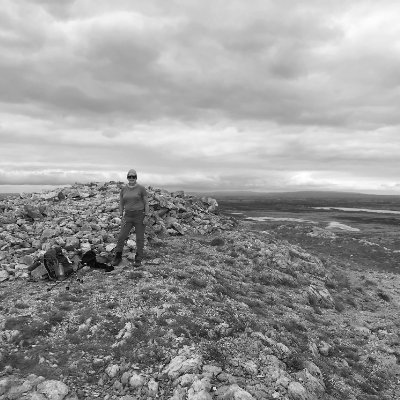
[142,187,150,215]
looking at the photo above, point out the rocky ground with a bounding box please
[1,183,400,400]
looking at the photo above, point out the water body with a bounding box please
[314,207,400,215]
[245,216,361,232]
[326,222,360,232]
[245,216,317,223]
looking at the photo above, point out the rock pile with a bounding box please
[0,374,76,400]
[0,182,236,281]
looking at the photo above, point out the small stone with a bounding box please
[21,254,34,266]
[318,341,331,356]
[113,380,123,390]
[129,373,145,388]
[65,237,80,251]
[126,239,136,249]
[243,361,258,375]
[148,378,158,397]
[0,270,9,282]
[214,384,254,400]
[121,372,131,385]
[106,244,116,252]
[105,364,120,378]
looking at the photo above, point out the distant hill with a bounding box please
[0,193,17,200]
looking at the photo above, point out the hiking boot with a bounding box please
[134,253,142,268]
[112,252,122,266]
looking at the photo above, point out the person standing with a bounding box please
[113,169,150,267]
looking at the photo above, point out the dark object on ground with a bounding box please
[210,237,225,246]
[134,253,142,267]
[82,250,115,272]
[43,247,74,280]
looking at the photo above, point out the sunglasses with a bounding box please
[127,175,137,179]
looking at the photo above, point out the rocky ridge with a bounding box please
[0,182,235,281]
[1,183,400,400]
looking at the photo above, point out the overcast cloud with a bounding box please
[1,0,400,193]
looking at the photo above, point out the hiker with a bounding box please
[113,169,150,267]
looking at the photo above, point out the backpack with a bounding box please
[81,250,114,272]
[43,247,74,281]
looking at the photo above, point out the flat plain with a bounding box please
[216,191,400,275]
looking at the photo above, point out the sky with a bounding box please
[1,0,400,194]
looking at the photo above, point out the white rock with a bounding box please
[15,263,29,270]
[148,378,158,397]
[126,239,136,249]
[243,360,258,375]
[170,387,187,400]
[295,370,325,397]
[0,270,9,282]
[106,244,116,252]
[65,237,80,250]
[6,382,32,398]
[274,342,291,359]
[121,371,131,385]
[163,355,203,380]
[186,377,213,400]
[176,373,196,387]
[80,242,91,252]
[105,364,120,378]
[353,326,371,337]
[41,229,56,240]
[37,380,69,400]
[287,381,307,400]
[215,384,255,400]
[21,255,34,266]
[129,373,145,388]
[307,285,335,309]
[318,341,331,356]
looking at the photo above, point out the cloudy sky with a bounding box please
[1,0,400,194]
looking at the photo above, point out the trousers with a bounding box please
[115,210,145,260]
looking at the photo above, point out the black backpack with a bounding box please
[81,250,114,272]
[43,247,74,281]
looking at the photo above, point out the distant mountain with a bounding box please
[0,193,17,200]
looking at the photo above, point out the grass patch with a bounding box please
[56,303,74,311]
[5,311,66,342]
[377,290,391,302]
[210,237,225,246]
[188,276,208,289]
[128,271,144,279]
[201,341,227,367]
[14,302,30,309]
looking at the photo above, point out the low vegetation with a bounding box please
[1,219,400,398]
